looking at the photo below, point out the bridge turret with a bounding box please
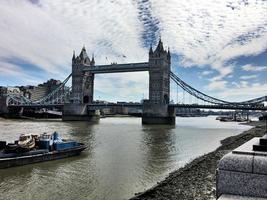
[90,54,95,66]
[71,46,95,104]
[78,46,91,65]
[148,39,170,104]
[72,50,76,62]
[149,45,153,56]
[167,48,171,62]
[143,39,175,124]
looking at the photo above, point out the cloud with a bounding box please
[240,74,258,80]
[201,71,213,76]
[218,82,267,101]
[150,0,267,79]
[94,72,149,102]
[206,80,227,91]
[0,0,267,101]
[242,64,267,72]
[0,61,42,85]
[0,0,147,76]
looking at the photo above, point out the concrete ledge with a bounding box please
[218,153,253,173]
[233,138,267,156]
[217,137,267,199]
[218,194,267,200]
[254,155,267,175]
[217,170,267,198]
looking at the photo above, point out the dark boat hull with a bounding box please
[0,144,86,169]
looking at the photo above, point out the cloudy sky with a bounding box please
[0,0,267,102]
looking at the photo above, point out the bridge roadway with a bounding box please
[8,103,267,111]
[83,62,149,73]
[87,103,267,111]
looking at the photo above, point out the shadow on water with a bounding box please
[139,124,177,183]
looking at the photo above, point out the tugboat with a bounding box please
[0,132,87,169]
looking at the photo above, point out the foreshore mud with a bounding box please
[130,121,266,200]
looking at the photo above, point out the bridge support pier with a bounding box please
[62,103,100,122]
[142,101,175,125]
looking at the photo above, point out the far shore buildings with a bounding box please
[0,79,63,101]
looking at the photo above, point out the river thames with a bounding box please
[0,116,250,200]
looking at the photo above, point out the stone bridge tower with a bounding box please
[148,39,171,104]
[63,47,99,121]
[142,39,175,125]
[71,47,95,104]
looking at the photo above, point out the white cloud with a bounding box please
[242,64,267,72]
[201,70,213,76]
[0,61,41,84]
[94,72,149,102]
[206,80,227,91]
[150,0,267,79]
[0,0,147,77]
[218,82,267,101]
[0,0,267,101]
[240,74,258,80]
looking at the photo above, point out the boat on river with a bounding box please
[0,132,87,169]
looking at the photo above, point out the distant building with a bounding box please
[20,79,63,101]
[0,86,21,95]
[1,79,64,102]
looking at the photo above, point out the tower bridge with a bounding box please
[66,39,173,123]
[2,39,267,124]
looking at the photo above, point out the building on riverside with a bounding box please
[19,79,63,101]
[0,79,65,102]
[0,86,21,96]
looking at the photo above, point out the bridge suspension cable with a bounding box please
[34,73,72,105]
[170,71,266,106]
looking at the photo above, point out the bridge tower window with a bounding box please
[164,94,169,104]
[83,95,89,103]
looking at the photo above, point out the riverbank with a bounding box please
[130,121,266,200]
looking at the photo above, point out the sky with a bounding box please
[0,0,267,103]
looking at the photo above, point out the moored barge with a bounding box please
[0,132,87,169]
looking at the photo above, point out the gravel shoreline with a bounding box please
[130,121,266,200]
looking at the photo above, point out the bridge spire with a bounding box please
[167,47,171,60]
[91,54,95,66]
[155,37,164,55]
[72,50,76,61]
[149,44,153,55]
[79,45,91,65]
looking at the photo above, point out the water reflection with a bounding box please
[141,125,176,176]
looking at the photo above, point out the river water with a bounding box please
[0,116,250,200]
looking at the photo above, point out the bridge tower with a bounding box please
[62,47,99,121]
[148,39,171,104]
[142,39,176,125]
[71,47,94,104]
